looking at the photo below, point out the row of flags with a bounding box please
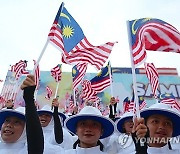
[122,93,180,115]
[0,3,180,115]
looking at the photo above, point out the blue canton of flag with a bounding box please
[129,18,167,46]
[158,93,175,101]
[58,7,85,53]
[49,2,116,70]
[49,3,84,53]
[128,18,180,66]
[90,62,111,93]
[158,93,180,111]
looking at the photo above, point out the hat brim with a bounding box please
[116,116,133,133]
[0,110,25,129]
[141,108,180,137]
[37,110,53,115]
[58,112,66,124]
[65,114,114,139]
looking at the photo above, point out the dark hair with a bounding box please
[73,139,104,151]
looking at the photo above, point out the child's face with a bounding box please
[76,119,103,148]
[39,113,52,127]
[1,116,25,143]
[123,118,133,134]
[146,114,173,147]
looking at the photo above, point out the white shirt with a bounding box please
[0,142,27,154]
[63,146,107,154]
[0,127,27,154]
[171,136,180,150]
[148,144,180,154]
[49,127,74,150]
[116,133,135,154]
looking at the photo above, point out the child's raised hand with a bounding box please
[132,117,147,138]
[21,74,35,90]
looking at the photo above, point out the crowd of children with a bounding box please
[0,74,180,154]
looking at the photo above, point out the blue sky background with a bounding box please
[0,0,180,91]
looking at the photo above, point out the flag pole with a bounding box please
[73,89,76,106]
[126,20,140,118]
[32,40,49,75]
[54,82,60,98]
[108,61,114,96]
[34,89,38,101]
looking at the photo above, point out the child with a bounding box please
[140,102,180,153]
[64,106,115,153]
[38,101,74,150]
[0,107,27,154]
[116,112,135,154]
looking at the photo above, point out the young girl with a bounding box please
[64,105,115,154]
[116,112,135,154]
[0,107,27,154]
[38,102,74,150]
[20,74,64,154]
[140,102,180,153]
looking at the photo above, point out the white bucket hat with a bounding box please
[0,107,25,129]
[140,103,180,137]
[65,106,115,139]
[37,105,53,115]
[116,112,134,133]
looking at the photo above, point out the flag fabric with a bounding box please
[48,3,116,70]
[51,64,62,82]
[123,97,134,113]
[72,63,88,89]
[138,96,147,110]
[13,60,28,80]
[128,18,180,66]
[33,60,40,89]
[90,62,111,93]
[45,86,53,100]
[144,63,159,98]
[158,93,180,111]
[80,80,97,101]
[68,95,74,112]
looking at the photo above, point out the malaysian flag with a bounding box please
[51,64,62,82]
[13,60,28,80]
[158,93,180,111]
[138,96,147,110]
[90,62,111,93]
[45,86,53,100]
[48,2,116,70]
[144,63,159,98]
[128,18,180,66]
[131,94,147,111]
[123,97,134,113]
[33,60,40,89]
[80,80,97,101]
[72,63,87,89]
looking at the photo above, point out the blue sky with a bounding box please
[0,0,180,90]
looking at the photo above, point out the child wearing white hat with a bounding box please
[0,107,27,154]
[140,102,180,154]
[115,112,135,154]
[37,100,74,150]
[64,105,115,154]
[21,74,64,154]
